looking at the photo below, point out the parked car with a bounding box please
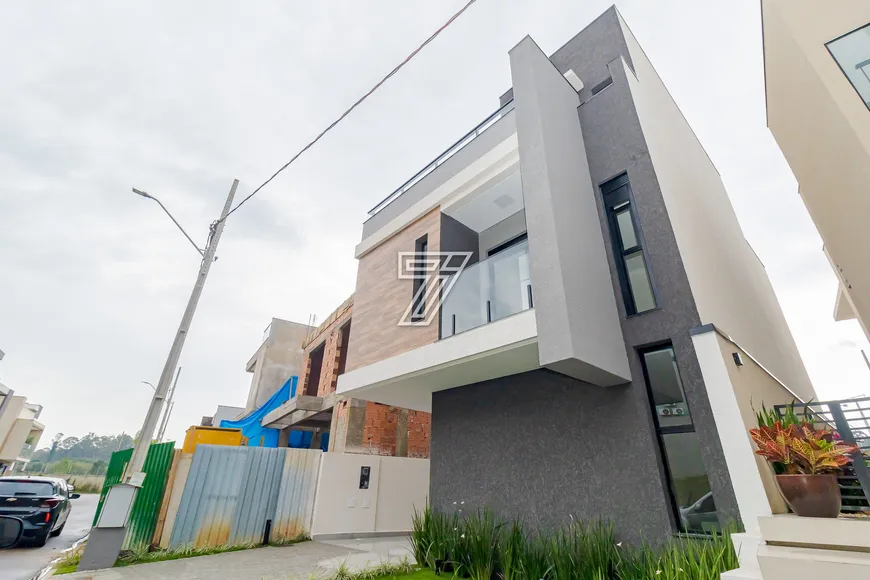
[0,476,79,547]
[679,491,719,533]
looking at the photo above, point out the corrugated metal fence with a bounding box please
[93,441,176,550]
[168,445,321,549]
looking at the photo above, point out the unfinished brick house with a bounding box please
[262,295,431,457]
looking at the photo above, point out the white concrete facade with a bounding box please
[762,0,870,341]
[244,318,313,411]
[337,309,539,412]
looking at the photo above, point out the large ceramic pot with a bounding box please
[775,474,841,518]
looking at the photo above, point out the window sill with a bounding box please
[671,531,724,541]
[626,307,661,319]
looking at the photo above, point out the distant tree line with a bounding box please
[25,432,134,475]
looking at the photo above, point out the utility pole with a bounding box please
[156,367,181,442]
[124,179,238,483]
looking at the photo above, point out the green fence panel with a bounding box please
[91,441,176,550]
[92,447,133,526]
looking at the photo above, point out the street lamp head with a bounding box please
[132,187,153,200]
[140,381,156,391]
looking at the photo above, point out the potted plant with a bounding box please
[749,421,859,518]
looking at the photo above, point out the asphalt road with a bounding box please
[1,492,99,580]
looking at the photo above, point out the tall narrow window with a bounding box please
[601,174,656,314]
[411,235,428,321]
[641,345,720,534]
[827,22,870,110]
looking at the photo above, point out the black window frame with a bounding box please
[601,174,657,315]
[411,235,428,322]
[639,343,719,535]
[487,232,528,258]
[825,21,870,112]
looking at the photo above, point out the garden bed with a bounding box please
[410,505,739,580]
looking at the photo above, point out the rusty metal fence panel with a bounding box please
[168,445,322,548]
[272,447,321,542]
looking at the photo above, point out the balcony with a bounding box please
[441,239,532,338]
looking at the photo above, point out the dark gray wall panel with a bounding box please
[431,370,672,546]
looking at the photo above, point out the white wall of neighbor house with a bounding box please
[618,14,816,401]
[0,418,41,461]
[0,395,26,449]
[762,0,870,342]
[692,327,795,536]
[310,453,429,538]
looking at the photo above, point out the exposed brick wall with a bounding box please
[407,410,431,458]
[361,402,400,456]
[298,354,313,397]
[298,296,353,399]
[316,328,343,397]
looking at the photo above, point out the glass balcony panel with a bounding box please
[441,240,531,338]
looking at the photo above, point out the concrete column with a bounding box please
[278,428,290,448]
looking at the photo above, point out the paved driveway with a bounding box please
[3,492,100,580]
[64,537,413,580]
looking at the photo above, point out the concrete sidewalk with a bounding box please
[64,537,413,580]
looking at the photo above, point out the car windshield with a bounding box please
[0,481,55,496]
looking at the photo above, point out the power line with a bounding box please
[221,0,478,222]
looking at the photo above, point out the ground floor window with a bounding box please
[640,344,720,534]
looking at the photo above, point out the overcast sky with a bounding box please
[1,0,868,447]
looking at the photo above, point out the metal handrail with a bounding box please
[367,99,516,217]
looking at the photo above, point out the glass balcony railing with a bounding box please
[440,240,532,339]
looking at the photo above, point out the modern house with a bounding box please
[762,0,870,340]
[0,382,44,474]
[263,296,431,457]
[336,6,816,546]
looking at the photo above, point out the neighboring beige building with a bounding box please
[244,318,314,412]
[0,382,44,474]
[762,0,870,340]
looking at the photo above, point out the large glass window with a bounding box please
[827,23,870,109]
[641,345,720,534]
[601,175,657,315]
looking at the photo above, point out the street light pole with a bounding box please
[123,179,238,483]
[156,366,181,442]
